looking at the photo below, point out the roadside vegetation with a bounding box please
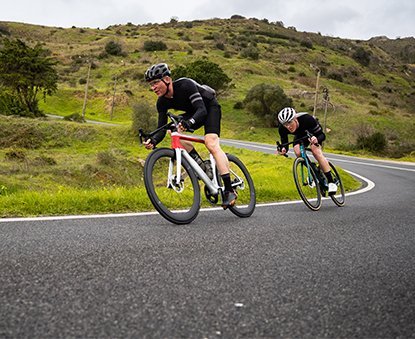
[0,116,359,217]
[0,17,412,216]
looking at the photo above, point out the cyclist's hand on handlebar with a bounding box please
[277,147,287,156]
[143,138,155,150]
[178,118,195,133]
[309,135,318,145]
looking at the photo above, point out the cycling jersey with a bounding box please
[278,113,325,151]
[153,78,221,144]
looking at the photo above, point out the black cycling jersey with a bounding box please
[278,113,325,151]
[153,78,221,144]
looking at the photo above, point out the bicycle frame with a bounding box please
[298,144,317,187]
[169,131,221,195]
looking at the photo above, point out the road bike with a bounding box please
[139,113,256,224]
[277,132,345,211]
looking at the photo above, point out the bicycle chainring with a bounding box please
[204,185,219,204]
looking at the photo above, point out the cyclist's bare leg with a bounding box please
[293,144,301,157]
[180,139,194,152]
[310,144,330,172]
[204,133,229,175]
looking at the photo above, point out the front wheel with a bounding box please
[293,157,322,211]
[144,148,201,225]
[328,162,345,207]
[226,154,256,218]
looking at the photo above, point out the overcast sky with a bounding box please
[1,0,414,40]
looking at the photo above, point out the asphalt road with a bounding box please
[1,141,414,338]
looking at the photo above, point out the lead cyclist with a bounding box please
[143,62,237,208]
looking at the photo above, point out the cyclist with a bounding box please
[143,63,237,208]
[276,107,337,194]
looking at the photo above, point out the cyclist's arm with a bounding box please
[278,125,289,151]
[184,81,208,125]
[151,102,169,145]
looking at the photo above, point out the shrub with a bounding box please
[131,101,157,137]
[352,46,372,66]
[105,41,124,56]
[143,40,168,52]
[243,83,293,127]
[356,131,387,153]
[233,101,244,109]
[240,46,259,60]
[171,59,231,92]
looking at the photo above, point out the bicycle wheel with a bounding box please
[328,162,345,207]
[226,154,256,218]
[293,157,322,211]
[144,148,201,224]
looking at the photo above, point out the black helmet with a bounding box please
[144,63,171,82]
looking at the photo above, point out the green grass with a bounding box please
[0,116,361,217]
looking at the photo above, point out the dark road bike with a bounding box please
[277,132,345,211]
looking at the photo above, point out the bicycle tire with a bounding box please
[293,157,322,211]
[328,162,345,207]
[226,154,256,218]
[144,148,201,224]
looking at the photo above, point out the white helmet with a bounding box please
[278,107,296,125]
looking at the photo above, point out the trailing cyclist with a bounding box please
[276,107,338,194]
[143,63,237,208]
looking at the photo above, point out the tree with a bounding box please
[171,59,231,92]
[352,46,372,67]
[105,40,124,56]
[243,83,292,127]
[0,38,58,117]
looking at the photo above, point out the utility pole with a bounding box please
[322,87,329,133]
[310,64,320,117]
[110,76,117,120]
[110,60,124,120]
[81,60,92,120]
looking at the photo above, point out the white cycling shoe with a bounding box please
[328,182,338,194]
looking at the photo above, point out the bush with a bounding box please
[143,40,168,52]
[131,101,157,137]
[171,59,231,92]
[352,46,371,66]
[356,131,387,153]
[240,46,259,60]
[105,41,124,56]
[243,83,293,127]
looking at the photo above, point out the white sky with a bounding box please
[1,0,414,40]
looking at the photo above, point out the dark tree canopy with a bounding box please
[243,83,293,127]
[171,59,231,92]
[0,38,58,117]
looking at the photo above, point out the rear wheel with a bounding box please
[328,162,345,207]
[226,154,256,218]
[144,148,201,224]
[293,157,322,211]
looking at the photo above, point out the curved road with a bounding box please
[1,141,414,338]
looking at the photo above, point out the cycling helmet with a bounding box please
[144,63,171,82]
[278,107,296,125]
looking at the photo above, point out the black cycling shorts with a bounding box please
[193,102,222,137]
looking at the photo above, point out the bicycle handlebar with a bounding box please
[138,112,189,144]
[276,130,319,156]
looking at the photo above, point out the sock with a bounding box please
[324,171,334,183]
[221,173,232,192]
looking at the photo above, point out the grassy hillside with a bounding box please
[0,18,414,160]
